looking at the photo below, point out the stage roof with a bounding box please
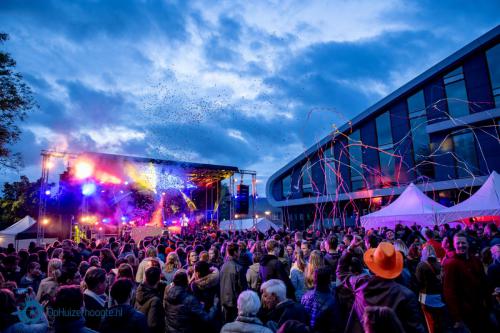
[75,151,239,186]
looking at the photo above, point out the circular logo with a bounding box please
[15,297,44,324]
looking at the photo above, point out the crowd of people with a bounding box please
[0,221,499,333]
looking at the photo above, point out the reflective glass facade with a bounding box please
[444,67,469,118]
[486,44,500,106]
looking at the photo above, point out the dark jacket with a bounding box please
[259,299,308,330]
[347,276,427,333]
[443,253,488,327]
[163,284,216,333]
[99,304,148,333]
[301,289,342,333]
[190,266,220,311]
[324,252,341,279]
[487,259,500,292]
[83,293,106,331]
[134,283,165,333]
[416,260,442,295]
[259,254,295,300]
[54,317,98,333]
[220,258,247,308]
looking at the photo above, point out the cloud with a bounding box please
[0,0,498,195]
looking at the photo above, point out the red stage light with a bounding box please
[75,160,94,179]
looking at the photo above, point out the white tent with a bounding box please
[219,218,280,233]
[361,183,446,229]
[0,216,36,248]
[438,171,500,223]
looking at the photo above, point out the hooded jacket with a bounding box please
[346,276,426,333]
[163,284,216,333]
[246,263,261,292]
[259,254,295,300]
[190,266,220,311]
[221,315,273,333]
[134,283,165,333]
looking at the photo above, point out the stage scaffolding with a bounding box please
[37,150,256,244]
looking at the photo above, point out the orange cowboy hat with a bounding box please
[363,242,403,279]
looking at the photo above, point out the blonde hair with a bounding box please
[293,249,306,272]
[48,258,62,279]
[304,250,324,289]
[165,252,181,273]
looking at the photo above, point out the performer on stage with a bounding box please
[180,213,189,236]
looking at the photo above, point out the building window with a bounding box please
[348,130,364,191]
[323,146,337,195]
[444,67,469,118]
[282,175,291,198]
[407,90,434,179]
[301,161,313,194]
[453,131,478,178]
[486,43,500,107]
[375,111,395,184]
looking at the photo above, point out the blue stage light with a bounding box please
[45,190,51,196]
[82,183,97,196]
[121,216,128,222]
[102,218,110,223]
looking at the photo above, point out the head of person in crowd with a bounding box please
[62,239,73,252]
[325,236,339,253]
[408,243,422,260]
[237,290,261,318]
[363,306,405,333]
[47,258,63,280]
[172,269,189,288]
[300,240,311,259]
[305,250,324,289]
[2,255,18,273]
[145,246,157,259]
[165,252,181,273]
[53,286,84,324]
[144,266,161,287]
[187,250,198,266]
[421,244,437,263]
[364,242,403,280]
[58,263,81,285]
[364,234,379,250]
[84,267,107,294]
[441,234,454,252]
[453,232,469,256]
[208,246,220,262]
[384,229,395,241]
[117,263,135,280]
[226,242,240,259]
[0,288,19,330]
[110,278,134,305]
[88,255,100,267]
[265,239,279,256]
[485,223,498,239]
[193,260,211,280]
[199,251,209,262]
[492,244,500,263]
[343,234,353,247]
[294,249,306,272]
[261,279,287,310]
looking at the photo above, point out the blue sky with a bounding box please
[0,0,499,195]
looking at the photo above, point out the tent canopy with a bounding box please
[361,183,446,229]
[219,218,280,233]
[438,171,500,223]
[0,216,37,248]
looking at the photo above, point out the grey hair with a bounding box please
[260,279,287,302]
[237,290,261,316]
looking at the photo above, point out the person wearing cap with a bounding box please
[443,232,490,332]
[345,241,426,333]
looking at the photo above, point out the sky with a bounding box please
[0,0,499,195]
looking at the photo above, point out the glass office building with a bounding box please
[266,26,500,230]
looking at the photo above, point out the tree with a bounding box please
[0,33,36,169]
[0,176,51,229]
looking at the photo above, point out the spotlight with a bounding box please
[75,160,94,179]
[42,218,49,225]
[82,183,97,196]
[45,160,54,169]
[102,218,110,223]
[121,216,127,222]
[45,190,51,196]
[124,181,129,185]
